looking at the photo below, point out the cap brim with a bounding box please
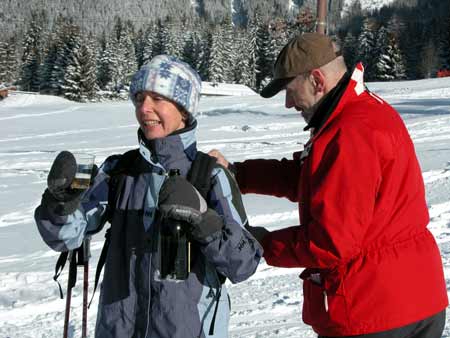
[260,78,293,98]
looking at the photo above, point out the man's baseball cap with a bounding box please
[260,33,340,98]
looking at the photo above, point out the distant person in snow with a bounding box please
[209,33,448,338]
[35,55,262,338]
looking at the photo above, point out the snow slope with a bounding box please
[0,77,450,337]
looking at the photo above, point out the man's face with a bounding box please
[284,73,320,123]
[135,91,186,140]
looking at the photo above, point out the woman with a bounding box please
[35,55,263,338]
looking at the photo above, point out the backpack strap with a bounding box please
[88,150,139,306]
[88,228,111,308]
[186,151,233,335]
[187,151,217,200]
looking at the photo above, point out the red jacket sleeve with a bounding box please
[234,154,302,202]
[263,125,384,269]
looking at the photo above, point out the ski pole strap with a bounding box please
[83,236,91,262]
[208,284,222,335]
[68,250,78,289]
[88,228,111,308]
[53,251,69,299]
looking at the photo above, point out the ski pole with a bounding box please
[63,250,75,338]
[82,237,91,338]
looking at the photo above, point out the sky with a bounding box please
[0,76,449,337]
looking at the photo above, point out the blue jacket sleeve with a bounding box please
[34,158,116,252]
[200,165,263,283]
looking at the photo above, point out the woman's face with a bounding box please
[135,91,186,140]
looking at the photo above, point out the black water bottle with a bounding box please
[159,169,191,280]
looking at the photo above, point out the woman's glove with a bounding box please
[158,175,224,241]
[41,151,84,216]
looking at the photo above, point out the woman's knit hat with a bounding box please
[130,55,202,116]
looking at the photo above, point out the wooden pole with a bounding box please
[316,0,328,34]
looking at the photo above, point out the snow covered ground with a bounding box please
[341,0,396,16]
[0,77,450,337]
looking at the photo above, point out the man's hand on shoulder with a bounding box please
[245,225,269,244]
[208,149,230,168]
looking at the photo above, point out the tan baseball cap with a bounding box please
[260,33,340,98]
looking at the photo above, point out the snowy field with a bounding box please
[0,77,450,337]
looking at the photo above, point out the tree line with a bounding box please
[338,0,450,80]
[1,1,449,102]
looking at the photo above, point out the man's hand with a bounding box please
[246,225,269,244]
[208,149,229,168]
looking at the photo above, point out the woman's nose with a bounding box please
[138,95,155,111]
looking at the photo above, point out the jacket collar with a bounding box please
[137,119,198,176]
[304,70,351,133]
[310,63,366,140]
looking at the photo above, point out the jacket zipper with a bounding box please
[323,290,328,312]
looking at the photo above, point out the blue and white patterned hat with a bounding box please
[130,55,202,116]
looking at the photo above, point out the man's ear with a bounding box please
[310,69,325,94]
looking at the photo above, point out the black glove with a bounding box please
[41,151,83,216]
[158,175,224,241]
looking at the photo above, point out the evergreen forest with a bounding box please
[0,0,449,102]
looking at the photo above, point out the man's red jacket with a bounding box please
[235,64,448,336]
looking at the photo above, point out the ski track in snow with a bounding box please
[0,207,35,228]
[1,78,450,337]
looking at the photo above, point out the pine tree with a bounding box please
[119,22,138,86]
[135,28,145,68]
[0,41,8,82]
[63,34,98,102]
[233,30,256,88]
[374,26,389,80]
[439,13,450,69]
[208,19,234,84]
[79,37,99,101]
[142,23,157,65]
[357,17,377,81]
[387,14,405,41]
[153,20,169,56]
[40,15,66,94]
[419,40,439,78]
[19,15,43,91]
[97,22,137,92]
[182,30,202,71]
[270,19,290,56]
[0,38,18,84]
[164,21,185,59]
[197,30,213,81]
[342,31,358,69]
[254,14,272,90]
[375,23,407,81]
[208,26,227,84]
[97,37,115,90]
[7,38,18,84]
[387,34,407,80]
[62,29,83,102]
[222,18,238,83]
[50,20,82,95]
[246,18,261,90]
[400,20,423,79]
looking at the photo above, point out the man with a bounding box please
[209,33,448,338]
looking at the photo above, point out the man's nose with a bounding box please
[285,94,294,109]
